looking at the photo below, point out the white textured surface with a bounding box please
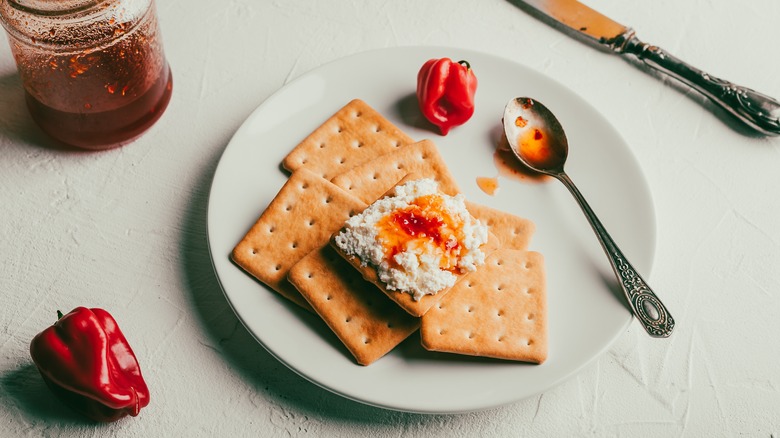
[1,0,779,436]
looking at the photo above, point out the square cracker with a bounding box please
[465,201,535,251]
[282,99,414,180]
[330,140,460,204]
[288,245,420,366]
[420,249,547,363]
[232,168,367,309]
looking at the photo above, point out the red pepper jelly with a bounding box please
[0,0,172,150]
[376,194,464,272]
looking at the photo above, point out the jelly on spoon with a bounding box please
[503,97,674,338]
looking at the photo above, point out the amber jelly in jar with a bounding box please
[0,0,172,150]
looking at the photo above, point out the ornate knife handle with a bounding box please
[611,30,780,136]
[556,172,674,338]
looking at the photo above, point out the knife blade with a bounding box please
[513,0,780,136]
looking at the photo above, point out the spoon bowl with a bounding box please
[503,97,674,338]
[503,97,569,174]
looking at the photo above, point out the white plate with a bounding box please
[207,46,655,414]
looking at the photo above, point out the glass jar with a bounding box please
[0,0,172,150]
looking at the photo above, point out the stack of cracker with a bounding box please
[232,99,548,366]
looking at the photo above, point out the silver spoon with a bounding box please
[503,97,674,338]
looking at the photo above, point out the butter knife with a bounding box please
[513,0,780,136]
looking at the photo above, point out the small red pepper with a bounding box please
[29,307,150,422]
[416,57,478,135]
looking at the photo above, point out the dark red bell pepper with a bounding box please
[416,57,478,135]
[29,307,150,422]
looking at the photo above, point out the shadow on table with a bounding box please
[178,136,454,426]
[0,363,95,426]
[622,58,770,138]
[0,72,69,151]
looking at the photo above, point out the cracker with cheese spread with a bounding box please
[331,177,491,317]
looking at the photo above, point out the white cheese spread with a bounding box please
[334,178,488,301]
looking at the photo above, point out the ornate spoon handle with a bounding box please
[555,171,674,338]
[612,30,780,136]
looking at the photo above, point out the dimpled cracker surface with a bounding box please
[331,140,460,204]
[288,245,420,366]
[232,168,367,309]
[282,99,414,180]
[465,201,535,251]
[420,249,548,363]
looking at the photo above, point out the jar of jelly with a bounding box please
[0,0,172,150]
